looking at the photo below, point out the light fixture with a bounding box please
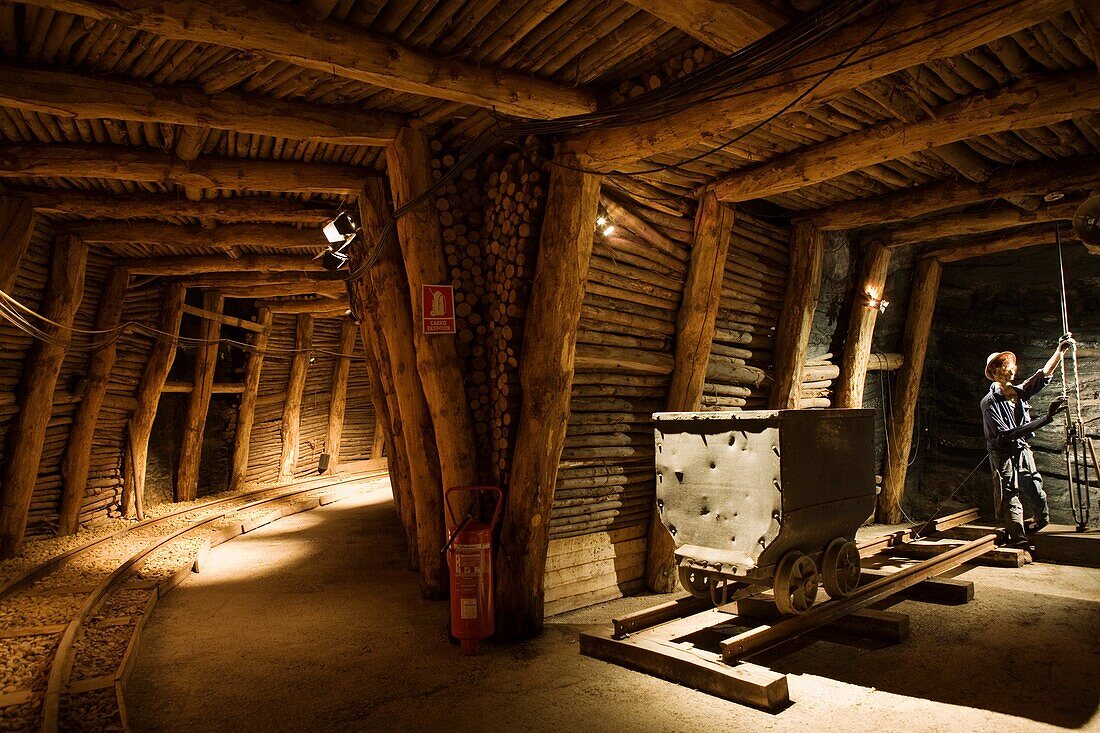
[595,210,614,237]
[323,211,358,244]
[320,211,361,272]
[602,224,615,237]
[864,291,889,313]
[1043,191,1065,203]
[1073,193,1100,246]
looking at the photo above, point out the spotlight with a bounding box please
[864,292,889,313]
[602,224,615,237]
[596,215,608,227]
[323,211,358,244]
[1073,194,1100,246]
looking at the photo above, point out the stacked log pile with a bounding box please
[80,282,165,526]
[606,46,718,105]
[545,188,689,612]
[293,317,337,479]
[23,245,108,537]
[701,213,790,411]
[245,313,295,487]
[430,136,543,487]
[800,353,839,408]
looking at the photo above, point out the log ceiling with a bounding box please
[0,4,1089,298]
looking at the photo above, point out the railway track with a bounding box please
[0,470,387,731]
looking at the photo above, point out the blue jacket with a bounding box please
[980,369,1053,453]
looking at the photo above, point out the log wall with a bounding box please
[701,212,790,411]
[545,189,690,615]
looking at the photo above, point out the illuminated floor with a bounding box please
[128,482,1100,732]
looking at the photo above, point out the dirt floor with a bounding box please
[128,482,1100,733]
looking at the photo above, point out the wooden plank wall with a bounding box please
[293,317,338,478]
[339,331,377,464]
[23,237,109,536]
[544,189,691,616]
[80,283,164,526]
[246,313,295,487]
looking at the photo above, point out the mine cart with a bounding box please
[653,409,876,615]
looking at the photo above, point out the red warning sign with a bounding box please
[422,284,456,334]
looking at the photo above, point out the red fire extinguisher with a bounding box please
[444,486,503,656]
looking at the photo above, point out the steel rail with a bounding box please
[38,471,386,732]
[720,534,996,661]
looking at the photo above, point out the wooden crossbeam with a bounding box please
[66,222,323,251]
[0,144,371,194]
[13,0,596,119]
[620,0,788,54]
[125,255,320,275]
[12,186,339,224]
[713,72,1100,202]
[0,195,34,293]
[0,62,403,146]
[568,0,1071,168]
[255,297,349,314]
[876,202,1079,249]
[808,155,1100,231]
[180,303,265,332]
[925,225,1079,263]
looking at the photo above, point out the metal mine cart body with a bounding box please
[653,409,876,614]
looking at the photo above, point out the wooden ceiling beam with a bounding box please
[620,0,789,55]
[712,71,1100,202]
[1074,0,1100,67]
[12,0,596,119]
[216,281,345,298]
[875,201,1079,248]
[126,254,321,275]
[0,62,404,146]
[926,224,1080,263]
[255,296,349,314]
[62,221,324,249]
[8,186,339,224]
[808,155,1100,230]
[0,143,371,194]
[567,0,1071,168]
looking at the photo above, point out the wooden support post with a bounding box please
[356,179,444,597]
[649,192,735,592]
[355,289,418,570]
[278,313,314,483]
[0,195,35,293]
[175,291,223,501]
[0,235,87,557]
[324,320,357,473]
[496,153,601,639]
[123,283,185,518]
[229,306,272,492]
[878,258,942,523]
[769,221,825,409]
[57,266,129,536]
[385,128,478,523]
[836,240,892,408]
[370,414,387,460]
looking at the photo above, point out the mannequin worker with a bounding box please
[981,336,1074,548]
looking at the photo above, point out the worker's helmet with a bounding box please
[985,351,1016,381]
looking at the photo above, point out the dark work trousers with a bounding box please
[990,447,1050,542]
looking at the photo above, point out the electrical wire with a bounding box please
[0,287,362,361]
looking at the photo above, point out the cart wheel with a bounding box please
[821,538,861,598]
[677,565,713,599]
[773,552,819,615]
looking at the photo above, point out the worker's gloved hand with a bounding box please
[1058,333,1076,352]
[1047,396,1067,420]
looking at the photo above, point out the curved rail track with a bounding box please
[0,469,388,731]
